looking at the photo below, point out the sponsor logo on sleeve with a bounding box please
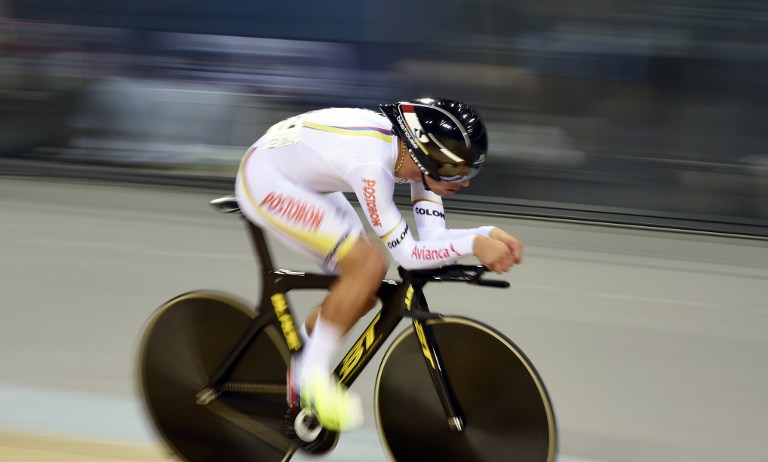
[411,244,461,260]
[414,207,445,219]
[386,224,409,249]
[362,179,382,227]
[259,192,325,232]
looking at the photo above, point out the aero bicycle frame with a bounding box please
[203,201,508,431]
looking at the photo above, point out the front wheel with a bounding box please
[375,316,557,462]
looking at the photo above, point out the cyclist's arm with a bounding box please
[410,182,522,268]
[410,182,495,241]
[349,165,476,270]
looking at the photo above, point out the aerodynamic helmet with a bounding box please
[380,97,488,182]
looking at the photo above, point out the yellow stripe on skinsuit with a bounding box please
[379,218,404,241]
[303,121,393,144]
[411,198,442,207]
[239,150,357,262]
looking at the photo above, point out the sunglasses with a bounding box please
[436,162,480,183]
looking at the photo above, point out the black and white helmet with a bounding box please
[380,97,488,182]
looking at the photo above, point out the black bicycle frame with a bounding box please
[204,216,503,430]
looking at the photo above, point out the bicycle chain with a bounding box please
[220,381,285,394]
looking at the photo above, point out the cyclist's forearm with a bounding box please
[387,234,476,270]
[417,225,495,241]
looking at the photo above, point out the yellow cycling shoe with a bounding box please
[299,370,363,431]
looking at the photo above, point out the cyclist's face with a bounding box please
[424,175,470,196]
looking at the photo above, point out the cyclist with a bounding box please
[235,97,522,432]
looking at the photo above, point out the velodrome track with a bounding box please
[1,176,766,462]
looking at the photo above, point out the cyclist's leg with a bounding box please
[301,236,386,370]
[303,192,381,336]
[304,293,377,336]
[304,296,377,336]
[320,238,386,331]
[296,237,385,430]
[236,166,366,274]
[236,169,385,430]
[294,191,386,430]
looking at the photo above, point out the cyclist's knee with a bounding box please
[366,248,388,281]
[338,238,388,283]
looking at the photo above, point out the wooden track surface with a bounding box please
[0,432,172,462]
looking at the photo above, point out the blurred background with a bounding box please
[2,2,768,462]
[2,0,767,235]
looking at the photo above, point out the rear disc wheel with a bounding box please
[138,291,295,462]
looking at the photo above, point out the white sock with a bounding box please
[299,323,311,344]
[299,315,343,379]
[291,323,311,375]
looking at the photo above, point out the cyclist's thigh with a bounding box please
[323,191,367,237]
[236,167,363,273]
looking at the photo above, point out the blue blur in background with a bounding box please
[1,0,767,234]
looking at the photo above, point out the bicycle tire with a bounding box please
[137,290,296,462]
[374,316,557,462]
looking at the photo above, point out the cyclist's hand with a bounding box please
[489,227,523,264]
[473,235,516,274]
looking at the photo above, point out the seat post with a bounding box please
[244,218,275,273]
[209,195,276,273]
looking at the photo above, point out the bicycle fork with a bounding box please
[403,283,465,432]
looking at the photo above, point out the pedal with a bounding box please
[283,407,337,454]
[292,408,323,443]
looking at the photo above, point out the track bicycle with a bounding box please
[138,195,557,462]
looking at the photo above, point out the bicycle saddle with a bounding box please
[211,196,241,214]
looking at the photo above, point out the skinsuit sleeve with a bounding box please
[408,181,495,242]
[349,165,488,270]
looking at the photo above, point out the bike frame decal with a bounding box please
[412,320,436,369]
[404,285,414,310]
[270,293,302,351]
[338,312,382,382]
[404,285,436,369]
